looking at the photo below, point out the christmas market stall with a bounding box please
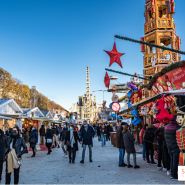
[0,98,24,132]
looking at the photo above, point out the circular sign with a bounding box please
[112,94,119,102]
[111,102,121,112]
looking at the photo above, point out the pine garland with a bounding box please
[129,61,185,99]
[114,35,185,55]
[105,68,149,80]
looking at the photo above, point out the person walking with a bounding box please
[106,123,110,141]
[29,126,38,157]
[39,125,45,145]
[100,124,107,147]
[122,124,140,169]
[97,124,101,141]
[116,122,127,167]
[5,126,27,184]
[155,123,166,171]
[65,125,80,163]
[52,125,59,148]
[144,125,157,165]
[45,125,53,155]
[139,124,148,161]
[60,123,68,157]
[165,118,180,181]
[80,120,95,164]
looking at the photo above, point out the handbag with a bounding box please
[47,138,52,143]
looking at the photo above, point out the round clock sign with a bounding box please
[111,102,121,112]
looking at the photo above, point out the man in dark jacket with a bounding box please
[80,120,95,163]
[116,122,127,167]
[39,125,45,145]
[165,118,180,180]
[60,123,68,157]
[6,126,27,184]
[29,126,38,157]
[144,125,157,165]
[97,124,101,141]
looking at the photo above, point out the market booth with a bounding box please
[0,98,24,132]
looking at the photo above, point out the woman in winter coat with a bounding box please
[139,124,148,161]
[65,124,80,163]
[165,118,180,180]
[122,124,140,169]
[100,124,107,147]
[29,126,38,157]
[45,125,53,155]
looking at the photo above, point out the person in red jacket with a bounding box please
[139,124,148,161]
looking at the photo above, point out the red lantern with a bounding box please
[140,37,145,52]
[151,0,155,13]
[177,36,181,51]
[170,0,175,14]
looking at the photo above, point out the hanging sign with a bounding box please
[112,94,119,102]
[151,66,185,96]
[111,102,121,112]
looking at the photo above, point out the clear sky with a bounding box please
[0,0,185,111]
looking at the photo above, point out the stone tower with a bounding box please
[86,67,90,122]
[30,86,38,108]
[142,0,181,84]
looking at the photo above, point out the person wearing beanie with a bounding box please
[165,116,180,181]
[116,122,127,167]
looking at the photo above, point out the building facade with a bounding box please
[77,94,97,122]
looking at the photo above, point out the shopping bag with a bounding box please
[35,144,41,152]
[26,143,29,151]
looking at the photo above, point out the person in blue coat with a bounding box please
[29,126,38,157]
[80,120,95,163]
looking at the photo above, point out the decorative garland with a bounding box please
[114,35,185,55]
[129,61,185,99]
[105,68,149,80]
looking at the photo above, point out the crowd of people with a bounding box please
[139,117,180,181]
[0,119,180,184]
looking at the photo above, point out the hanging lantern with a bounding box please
[177,36,181,51]
[170,0,175,14]
[140,37,145,52]
[151,0,155,13]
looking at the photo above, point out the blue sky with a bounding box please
[0,0,185,111]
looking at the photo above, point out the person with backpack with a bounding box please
[144,125,157,165]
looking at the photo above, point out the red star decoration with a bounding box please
[104,42,125,68]
[104,72,110,88]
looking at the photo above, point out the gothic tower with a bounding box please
[86,67,90,122]
[30,86,38,108]
[141,0,181,84]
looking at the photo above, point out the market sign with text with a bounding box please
[151,66,185,96]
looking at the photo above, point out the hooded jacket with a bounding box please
[165,120,180,153]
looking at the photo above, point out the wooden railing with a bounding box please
[157,51,178,64]
[144,19,156,34]
[144,53,156,68]
[157,18,173,29]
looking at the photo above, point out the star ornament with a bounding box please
[104,42,125,68]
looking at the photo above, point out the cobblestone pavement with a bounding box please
[1,137,183,184]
